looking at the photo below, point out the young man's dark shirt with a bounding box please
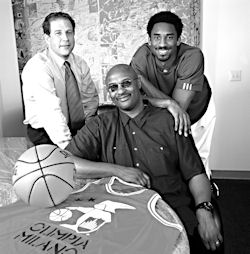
[131,43,212,124]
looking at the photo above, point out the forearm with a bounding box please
[72,155,122,179]
[172,89,195,111]
[188,173,211,205]
[146,96,177,108]
[71,155,151,187]
[139,75,168,99]
[140,75,190,111]
[189,173,223,250]
[41,107,72,148]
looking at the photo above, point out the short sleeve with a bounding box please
[66,117,101,160]
[175,49,205,92]
[176,133,205,181]
[130,44,150,77]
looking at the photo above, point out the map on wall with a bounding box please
[12,0,200,103]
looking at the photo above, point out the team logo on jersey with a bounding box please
[49,200,135,234]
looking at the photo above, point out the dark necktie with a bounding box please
[64,61,85,134]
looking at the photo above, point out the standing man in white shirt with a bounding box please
[22,12,99,149]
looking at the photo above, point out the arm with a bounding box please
[172,88,195,111]
[139,74,191,137]
[72,155,151,188]
[189,174,223,251]
[175,128,223,251]
[66,119,150,188]
[131,51,190,136]
[22,60,71,149]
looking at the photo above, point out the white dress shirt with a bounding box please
[22,48,99,149]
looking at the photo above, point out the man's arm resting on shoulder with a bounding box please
[139,74,191,136]
[172,88,195,111]
[189,174,223,251]
[71,155,151,188]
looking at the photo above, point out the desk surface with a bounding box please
[0,138,189,253]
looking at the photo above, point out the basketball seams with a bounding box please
[35,145,58,162]
[44,174,74,189]
[41,174,57,207]
[35,146,74,206]
[27,176,45,205]
[16,160,42,164]
[27,174,74,207]
[12,168,41,185]
[13,162,74,185]
[13,144,75,207]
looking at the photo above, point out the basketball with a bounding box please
[12,144,75,207]
[49,208,73,222]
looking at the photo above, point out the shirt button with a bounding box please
[113,146,116,150]
[160,146,164,150]
[134,147,138,151]
[132,131,136,135]
[136,163,140,167]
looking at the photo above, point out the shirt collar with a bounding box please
[119,110,131,126]
[119,104,151,128]
[46,47,72,68]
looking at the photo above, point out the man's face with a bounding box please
[149,22,180,62]
[106,69,141,111]
[45,18,75,59]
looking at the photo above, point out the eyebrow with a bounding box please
[53,28,73,32]
[153,32,175,36]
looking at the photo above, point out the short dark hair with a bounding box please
[42,12,75,35]
[147,11,183,39]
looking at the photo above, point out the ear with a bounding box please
[177,37,181,46]
[137,76,142,89]
[44,34,50,45]
[148,35,151,46]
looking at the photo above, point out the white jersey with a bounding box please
[0,176,188,254]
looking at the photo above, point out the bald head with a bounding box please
[105,64,138,85]
[104,64,143,117]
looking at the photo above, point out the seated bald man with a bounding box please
[65,64,223,253]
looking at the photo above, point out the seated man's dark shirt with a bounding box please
[66,104,205,211]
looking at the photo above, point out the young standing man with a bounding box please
[131,11,216,178]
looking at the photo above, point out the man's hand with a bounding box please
[146,97,191,137]
[196,209,223,251]
[116,166,151,188]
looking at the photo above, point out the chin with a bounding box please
[157,55,170,61]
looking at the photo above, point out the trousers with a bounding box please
[191,95,216,178]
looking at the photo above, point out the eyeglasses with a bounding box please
[107,78,138,92]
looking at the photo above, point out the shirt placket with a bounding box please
[125,117,146,169]
[131,129,141,168]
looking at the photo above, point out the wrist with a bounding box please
[162,98,174,108]
[195,201,214,213]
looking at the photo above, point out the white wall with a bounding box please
[202,0,250,171]
[0,1,25,137]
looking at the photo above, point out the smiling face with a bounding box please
[149,22,180,63]
[106,65,143,114]
[45,18,75,60]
